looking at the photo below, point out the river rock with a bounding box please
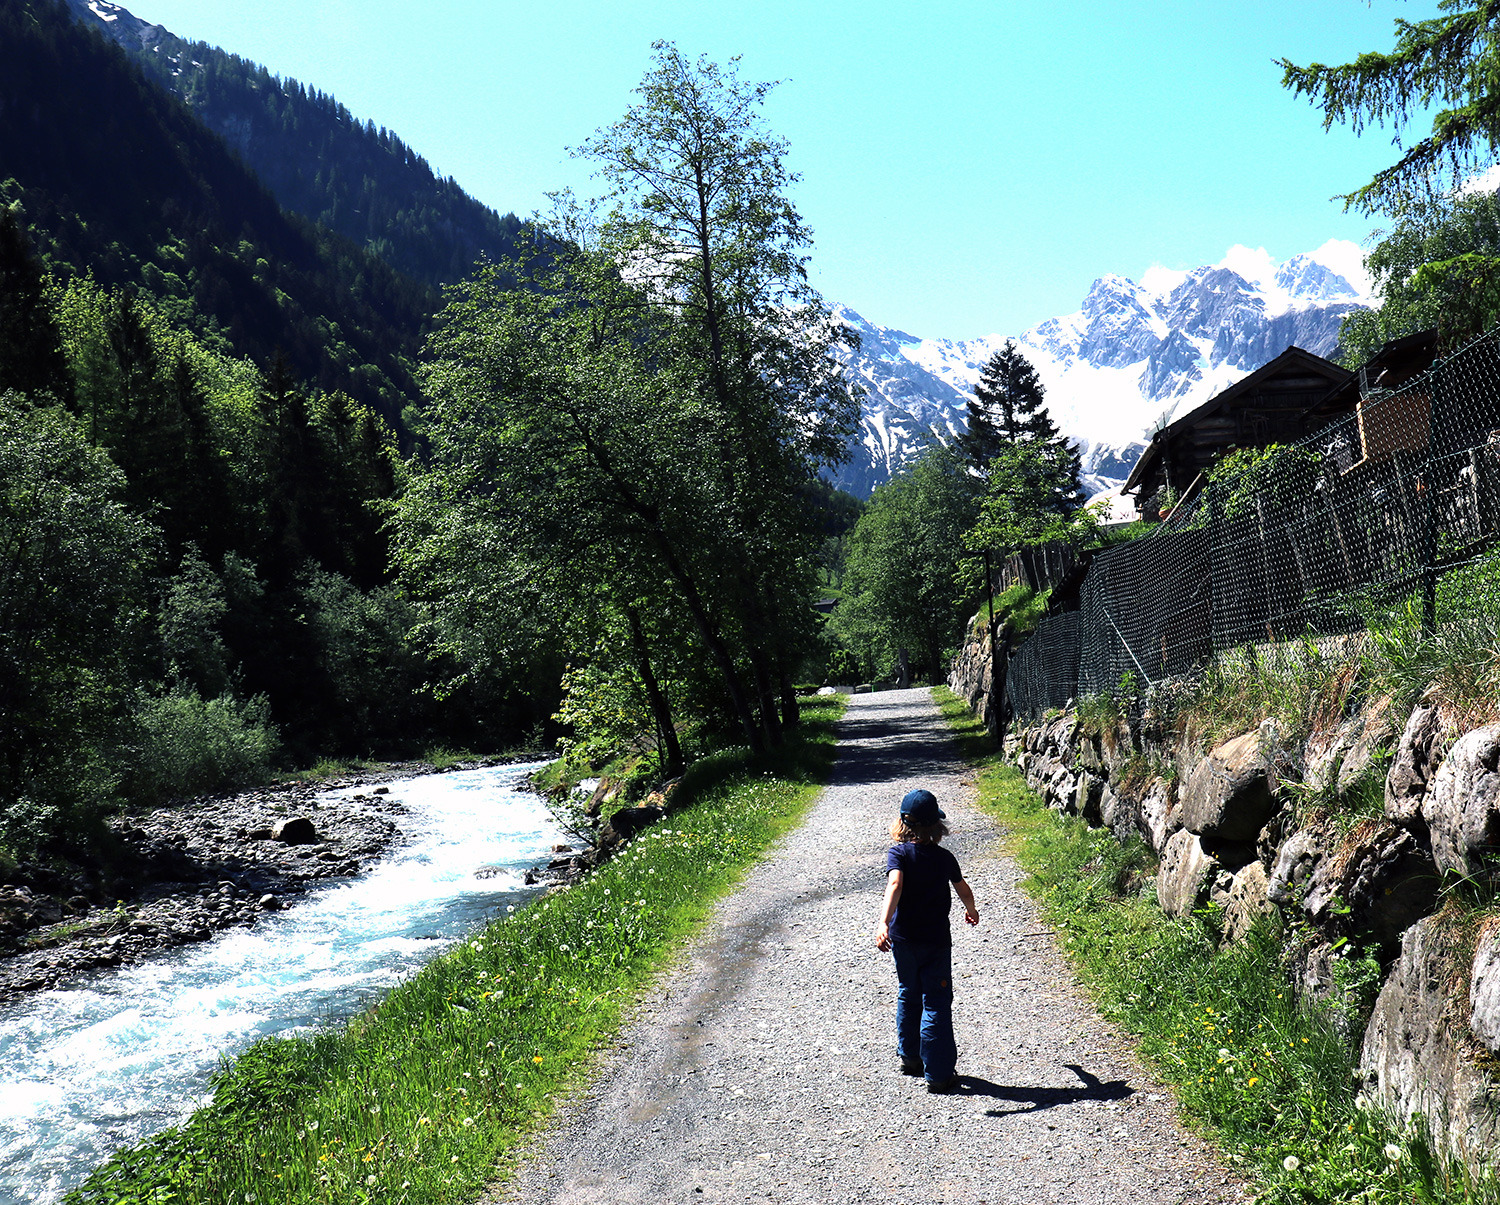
[1221,861,1274,944]
[1469,925,1500,1054]
[271,817,320,845]
[1422,725,1500,878]
[1361,916,1500,1159]
[1179,725,1281,843]
[1386,701,1450,825]
[1156,829,1217,918]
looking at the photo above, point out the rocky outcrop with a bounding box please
[1422,725,1500,878]
[1386,701,1451,825]
[1361,917,1500,1160]
[1221,861,1273,944]
[947,620,999,729]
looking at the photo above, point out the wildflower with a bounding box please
[1384,1143,1402,1162]
[533,1055,544,1064]
[417,1116,431,1126]
[370,1105,380,1115]
[1218,1048,1231,1061]
[307,1120,319,1132]
[1283,1155,1301,1172]
[366,1174,378,1186]
[1247,1077,1259,1087]
[1355,1093,1372,1112]
[463,1116,476,1128]
[506,905,515,914]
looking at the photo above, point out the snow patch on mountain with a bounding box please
[828,241,1372,498]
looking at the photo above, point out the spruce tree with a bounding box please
[963,340,1083,513]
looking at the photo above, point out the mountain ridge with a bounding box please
[828,243,1371,498]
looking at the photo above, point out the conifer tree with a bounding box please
[962,340,1083,513]
[0,207,69,403]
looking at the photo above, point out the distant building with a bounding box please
[1122,346,1354,518]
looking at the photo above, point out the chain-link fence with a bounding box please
[1004,325,1500,719]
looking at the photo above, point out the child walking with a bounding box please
[873,788,979,1093]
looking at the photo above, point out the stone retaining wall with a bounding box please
[1001,694,1500,1163]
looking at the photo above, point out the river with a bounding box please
[0,762,560,1204]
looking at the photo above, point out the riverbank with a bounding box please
[0,757,532,1003]
[66,698,843,1205]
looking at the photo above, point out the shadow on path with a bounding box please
[952,1064,1136,1117]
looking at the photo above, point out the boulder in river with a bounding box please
[271,817,320,845]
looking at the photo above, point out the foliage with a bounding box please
[831,444,981,683]
[67,697,844,1205]
[1280,2,1500,216]
[128,688,279,804]
[934,686,1498,1205]
[0,392,155,851]
[1340,191,1500,360]
[399,44,857,767]
[965,440,1102,554]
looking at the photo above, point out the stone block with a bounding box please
[1179,725,1280,842]
[1156,829,1217,918]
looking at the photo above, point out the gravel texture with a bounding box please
[490,689,1247,1205]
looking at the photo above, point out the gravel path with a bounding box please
[489,689,1245,1205]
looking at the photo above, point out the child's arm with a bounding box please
[954,877,979,927]
[873,869,902,952]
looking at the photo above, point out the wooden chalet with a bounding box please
[1122,346,1354,518]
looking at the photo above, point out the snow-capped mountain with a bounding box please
[829,241,1372,498]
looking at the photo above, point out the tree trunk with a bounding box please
[747,643,784,747]
[778,666,801,728]
[625,604,684,779]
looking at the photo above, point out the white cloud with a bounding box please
[1457,164,1500,196]
[1302,237,1374,300]
[1140,264,1188,298]
[1216,244,1278,290]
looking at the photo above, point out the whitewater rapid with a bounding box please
[0,762,560,1204]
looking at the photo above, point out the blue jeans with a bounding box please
[891,939,956,1084]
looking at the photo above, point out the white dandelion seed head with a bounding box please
[1283,1155,1301,1172]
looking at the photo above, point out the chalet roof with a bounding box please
[1316,328,1438,413]
[1122,345,1353,495]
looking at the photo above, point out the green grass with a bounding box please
[69,697,845,1205]
[933,685,1498,1205]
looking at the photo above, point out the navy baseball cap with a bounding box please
[900,789,944,825]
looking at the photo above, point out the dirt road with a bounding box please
[490,688,1244,1205]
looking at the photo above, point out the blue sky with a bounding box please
[126,0,1442,339]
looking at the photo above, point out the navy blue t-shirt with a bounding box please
[886,842,963,944]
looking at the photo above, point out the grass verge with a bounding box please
[68,696,845,1205]
[933,685,1497,1205]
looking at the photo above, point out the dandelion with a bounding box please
[533,1055,544,1064]
[370,1105,380,1115]
[451,1155,460,1164]
[506,905,515,913]
[307,1120,319,1132]
[1384,1143,1402,1162]
[1355,1093,1372,1112]
[1218,1048,1231,1061]
[463,1116,476,1127]
[1283,1155,1301,1173]
[417,1116,431,1126]
[1247,1077,1259,1087]
[366,1174,378,1186]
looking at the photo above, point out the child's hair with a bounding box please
[890,816,949,844]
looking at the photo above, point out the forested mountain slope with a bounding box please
[0,0,434,427]
[63,0,523,289]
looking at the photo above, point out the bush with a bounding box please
[129,688,279,803]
